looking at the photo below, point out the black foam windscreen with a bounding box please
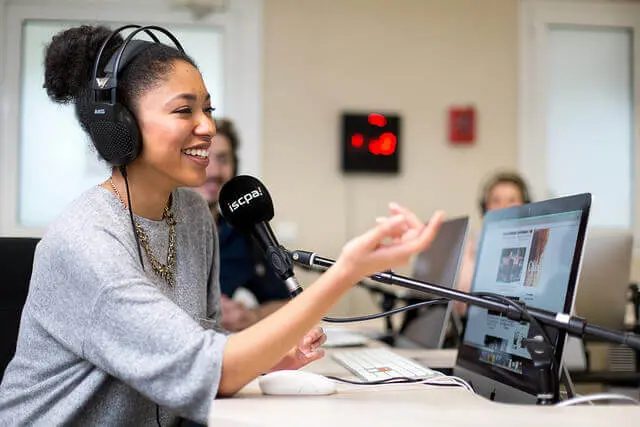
[218,175,274,228]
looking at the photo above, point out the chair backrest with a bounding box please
[0,237,39,381]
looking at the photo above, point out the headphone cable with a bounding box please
[120,165,159,425]
[120,165,145,270]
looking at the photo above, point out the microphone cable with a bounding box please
[320,298,449,323]
[120,165,145,271]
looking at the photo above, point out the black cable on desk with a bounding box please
[324,374,474,392]
[325,375,426,385]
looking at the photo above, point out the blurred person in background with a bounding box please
[195,118,289,332]
[454,171,532,316]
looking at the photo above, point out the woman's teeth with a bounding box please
[182,148,209,159]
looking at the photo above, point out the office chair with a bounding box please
[0,237,39,381]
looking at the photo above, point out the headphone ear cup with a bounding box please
[479,199,487,216]
[89,103,141,166]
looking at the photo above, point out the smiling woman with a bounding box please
[0,23,445,427]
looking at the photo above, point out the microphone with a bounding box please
[218,175,302,297]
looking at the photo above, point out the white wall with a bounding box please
[262,0,519,314]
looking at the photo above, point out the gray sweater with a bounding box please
[0,186,228,426]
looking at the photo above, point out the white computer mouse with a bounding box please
[258,370,337,396]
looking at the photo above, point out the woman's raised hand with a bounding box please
[335,203,444,281]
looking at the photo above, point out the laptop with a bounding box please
[396,216,469,349]
[454,193,591,404]
[565,228,633,372]
[325,217,469,350]
[572,228,633,330]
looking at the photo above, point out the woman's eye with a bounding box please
[204,107,216,115]
[175,108,192,114]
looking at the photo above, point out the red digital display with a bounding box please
[368,113,387,127]
[342,112,400,173]
[351,134,364,148]
[369,132,397,156]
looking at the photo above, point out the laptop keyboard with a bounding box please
[332,348,442,381]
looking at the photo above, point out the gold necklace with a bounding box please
[109,178,177,287]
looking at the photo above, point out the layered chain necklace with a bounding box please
[109,178,177,287]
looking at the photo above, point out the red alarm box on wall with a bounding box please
[448,106,476,144]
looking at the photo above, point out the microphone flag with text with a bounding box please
[218,175,302,297]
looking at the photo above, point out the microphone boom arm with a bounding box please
[291,249,640,351]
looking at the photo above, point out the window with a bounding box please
[18,21,224,227]
[546,26,633,229]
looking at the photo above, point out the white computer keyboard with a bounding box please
[332,348,442,381]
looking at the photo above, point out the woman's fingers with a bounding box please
[300,348,325,363]
[301,326,326,355]
[358,214,409,250]
[370,210,445,264]
[388,202,423,229]
[416,210,445,249]
[376,209,444,247]
[339,207,445,280]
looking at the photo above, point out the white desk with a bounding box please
[208,346,639,426]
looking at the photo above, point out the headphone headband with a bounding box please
[111,25,185,92]
[91,25,159,93]
[91,25,185,97]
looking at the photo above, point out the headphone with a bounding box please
[479,172,532,215]
[88,25,185,166]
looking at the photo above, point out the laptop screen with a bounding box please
[399,216,469,349]
[455,194,590,401]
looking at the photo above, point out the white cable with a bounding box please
[555,393,640,407]
[424,379,469,391]
[563,393,594,406]
[418,375,475,393]
[429,375,472,390]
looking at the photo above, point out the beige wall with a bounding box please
[262,0,519,313]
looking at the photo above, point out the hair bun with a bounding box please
[43,25,121,103]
